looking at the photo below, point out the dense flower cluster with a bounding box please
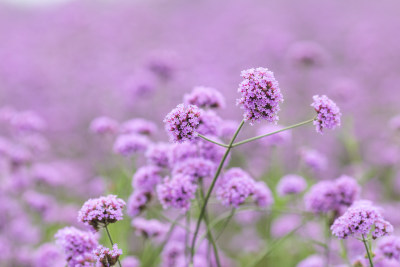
[276,174,307,196]
[172,157,216,181]
[331,201,393,239]
[377,236,400,261]
[145,142,171,168]
[132,217,168,239]
[132,165,162,193]
[311,95,341,133]
[94,244,122,267]
[78,195,126,231]
[164,104,201,142]
[113,133,150,157]
[127,190,152,217]
[183,86,226,109]
[55,227,98,267]
[237,67,283,124]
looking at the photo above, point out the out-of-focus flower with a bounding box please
[78,195,126,231]
[276,174,307,196]
[168,142,198,166]
[300,148,328,172]
[113,133,150,157]
[237,67,283,124]
[120,118,157,136]
[172,157,216,182]
[89,116,119,136]
[164,104,201,143]
[145,142,171,168]
[10,110,46,133]
[157,175,197,211]
[121,256,140,267]
[34,243,64,267]
[94,244,122,267]
[132,217,168,239]
[311,95,341,134]
[183,86,225,109]
[253,181,274,207]
[197,110,222,136]
[296,255,326,267]
[377,236,400,261]
[132,165,162,193]
[127,190,151,218]
[287,41,328,68]
[257,124,291,146]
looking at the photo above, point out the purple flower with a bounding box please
[277,174,307,196]
[304,181,337,214]
[168,143,198,166]
[253,181,274,208]
[127,190,151,217]
[335,175,361,206]
[94,244,122,267]
[113,133,150,157]
[297,255,325,267]
[216,168,256,208]
[287,41,328,68]
[163,104,201,143]
[311,95,341,133]
[145,142,171,168]
[121,256,140,267]
[300,148,328,172]
[89,116,119,135]
[237,67,283,124]
[257,124,291,146]
[172,157,216,182]
[120,118,157,136]
[377,236,400,260]
[196,137,226,164]
[197,110,222,136]
[132,217,168,239]
[183,86,225,109]
[331,201,393,239]
[55,227,98,267]
[220,120,238,139]
[157,174,197,211]
[34,243,64,267]
[78,195,126,231]
[10,110,46,133]
[132,165,162,193]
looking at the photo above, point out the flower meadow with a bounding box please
[1,0,400,267]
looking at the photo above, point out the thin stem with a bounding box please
[105,225,122,267]
[199,180,221,267]
[197,134,229,148]
[339,240,351,267]
[215,209,235,241]
[362,235,374,267]
[324,216,331,267]
[190,120,245,263]
[185,211,191,265]
[231,118,315,148]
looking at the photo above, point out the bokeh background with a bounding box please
[1,0,400,266]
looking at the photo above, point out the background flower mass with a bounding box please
[1,0,400,266]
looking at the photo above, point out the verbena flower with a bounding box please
[196,137,226,164]
[300,148,327,172]
[168,142,198,166]
[132,165,162,193]
[34,243,64,267]
[253,181,274,208]
[127,190,151,217]
[145,142,171,168]
[121,256,140,267]
[172,157,216,182]
[237,67,283,124]
[196,110,222,136]
[257,124,291,146]
[277,174,307,196]
[78,195,126,231]
[335,175,361,206]
[132,217,168,239]
[287,41,328,68]
[94,244,122,267]
[216,168,256,208]
[120,118,157,136]
[311,95,341,133]
[297,255,325,267]
[113,133,150,157]
[55,227,98,267]
[377,236,400,261]
[157,175,197,211]
[163,104,201,143]
[183,86,225,109]
[89,116,119,135]
[331,201,393,239]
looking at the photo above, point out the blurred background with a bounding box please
[1,0,400,266]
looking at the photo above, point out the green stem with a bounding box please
[190,120,245,263]
[324,216,331,267]
[185,211,191,265]
[198,134,229,148]
[231,118,315,148]
[339,240,351,267]
[105,225,122,267]
[215,209,235,241]
[362,235,374,267]
[198,180,222,267]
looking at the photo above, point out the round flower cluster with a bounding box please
[145,143,171,168]
[331,201,393,239]
[89,116,119,135]
[121,256,140,267]
[237,67,283,124]
[94,244,122,267]
[196,110,222,136]
[78,195,126,231]
[172,157,216,182]
[132,165,162,193]
[300,148,327,172]
[377,236,400,261]
[126,190,152,217]
[311,95,341,133]
[305,175,360,214]
[164,104,201,143]
[157,174,197,211]
[113,134,150,157]
[54,227,98,267]
[276,174,307,196]
[132,217,168,239]
[253,181,274,208]
[120,118,157,136]
[183,86,226,109]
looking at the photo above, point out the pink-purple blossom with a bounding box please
[164,104,201,143]
[94,244,122,267]
[183,86,225,109]
[311,95,341,133]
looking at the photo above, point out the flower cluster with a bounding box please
[113,133,150,157]
[120,118,158,136]
[132,165,162,193]
[90,116,119,135]
[145,142,171,168]
[311,95,341,133]
[78,195,126,231]
[94,244,122,267]
[183,86,226,109]
[237,67,283,124]
[377,236,400,261]
[55,227,98,267]
[276,174,307,196]
[164,104,202,143]
[331,201,393,239]
[172,157,216,182]
[132,217,168,239]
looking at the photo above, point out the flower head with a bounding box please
[89,116,119,135]
[237,67,283,124]
[132,165,162,193]
[94,244,122,267]
[157,175,197,211]
[277,174,307,196]
[183,86,225,109]
[113,134,150,157]
[127,190,151,218]
[172,157,216,182]
[311,95,341,133]
[164,104,201,143]
[132,217,168,239]
[120,118,157,136]
[78,195,126,231]
[377,236,400,260]
[145,142,171,168]
[253,181,274,208]
[196,110,222,136]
